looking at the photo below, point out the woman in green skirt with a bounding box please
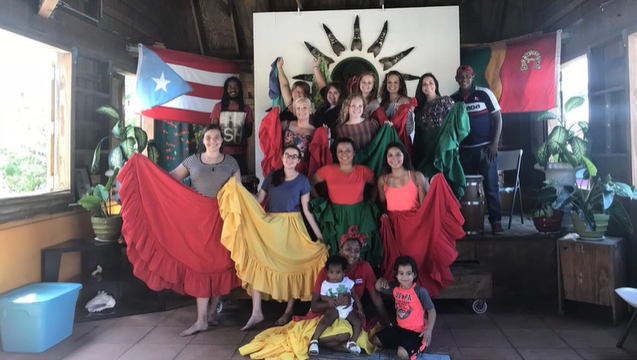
[309,138,383,268]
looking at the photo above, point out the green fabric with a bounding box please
[312,59,331,110]
[415,103,470,199]
[460,47,491,89]
[309,199,382,268]
[272,68,286,110]
[353,124,401,178]
[154,121,203,172]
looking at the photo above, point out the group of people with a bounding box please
[116,60,504,360]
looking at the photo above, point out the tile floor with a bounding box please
[1,299,637,360]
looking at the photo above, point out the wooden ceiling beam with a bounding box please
[189,0,206,55]
[536,0,586,31]
[38,0,60,18]
[211,0,231,17]
[228,0,241,57]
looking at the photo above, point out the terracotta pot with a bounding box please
[533,210,564,233]
[570,213,609,240]
[91,216,122,242]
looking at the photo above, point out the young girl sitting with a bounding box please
[372,256,437,360]
[309,255,365,355]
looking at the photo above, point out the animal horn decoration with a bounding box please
[350,16,362,51]
[401,73,420,81]
[379,47,414,71]
[304,41,335,66]
[292,74,314,81]
[322,24,346,56]
[367,21,388,58]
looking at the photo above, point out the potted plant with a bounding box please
[91,105,160,174]
[531,180,573,233]
[79,105,160,241]
[560,175,637,240]
[78,174,122,241]
[534,96,596,186]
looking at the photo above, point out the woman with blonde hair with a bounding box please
[333,93,380,151]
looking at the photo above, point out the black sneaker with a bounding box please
[491,222,504,234]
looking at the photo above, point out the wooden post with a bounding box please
[38,0,60,18]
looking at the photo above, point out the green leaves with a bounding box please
[119,138,137,160]
[96,106,120,121]
[564,96,585,113]
[534,143,550,167]
[90,137,109,175]
[108,146,125,171]
[126,126,148,153]
[147,141,160,165]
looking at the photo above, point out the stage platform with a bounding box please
[455,215,560,304]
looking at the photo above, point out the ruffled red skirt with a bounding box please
[117,154,241,298]
[379,174,465,297]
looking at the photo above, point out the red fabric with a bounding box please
[380,174,465,297]
[371,99,416,155]
[307,127,332,178]
[117,154,241,298]
[259,107,283,177]
[499,32,558,113]
[316,165,374,205]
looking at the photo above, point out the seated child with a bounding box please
[372,256,437,360]
[308,255,364,355]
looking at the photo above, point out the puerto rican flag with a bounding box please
[136,45,239,125]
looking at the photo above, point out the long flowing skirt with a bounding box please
[217,178,328,301]
[379,174,466,297]
[309,199,382,268]
[239,315,381,360]
[117,154,240,298]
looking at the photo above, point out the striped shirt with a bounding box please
[182,154,239,198]
[334,119,380,151]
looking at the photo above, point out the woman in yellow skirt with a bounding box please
[218,145,328,331]
[238,227,393,360]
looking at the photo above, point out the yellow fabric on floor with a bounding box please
[239,317,380,360]
[218,178,328,301]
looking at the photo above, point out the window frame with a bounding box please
[0,37,75,225]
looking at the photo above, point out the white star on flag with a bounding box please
[152,72,171,92]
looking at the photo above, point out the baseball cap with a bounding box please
[456,65,475,76]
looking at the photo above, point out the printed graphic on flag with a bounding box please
[136,46,193,111]
[137,45,239,125]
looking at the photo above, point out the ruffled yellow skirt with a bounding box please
[217,178,328,301]
[239,317,380,360]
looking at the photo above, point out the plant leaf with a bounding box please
[559,144,579,167]
[111,121,125,140]
[564,96,585,113]
[126,127,148,153]
[147,141,160,164]
[119,138,137,160]
[96,105,121,121]
[90,137,109,175]
[105,169,119,191]
[577,121,589,134]
[581,156,597,178]
[609,200,633,234]
[612,181,636,199]
[78,196,103,216]
[536,111,560,122]
[109,146,125,171]
[568,137,588,162]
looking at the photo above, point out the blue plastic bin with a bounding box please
[0,282,82,353]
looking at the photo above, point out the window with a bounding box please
[0,29,73,223]
[560,55,589,132]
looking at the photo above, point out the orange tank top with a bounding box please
[384,171,419,211]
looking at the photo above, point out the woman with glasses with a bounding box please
[218,144,328,330]
[308,138,382,268]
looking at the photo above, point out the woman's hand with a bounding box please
[277,57,284,68]
[375,278,389,291]
[312,58,320,68]
[381,213,389,220]
[384,120,394,127]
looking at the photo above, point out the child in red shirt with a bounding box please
[372,256,437,360]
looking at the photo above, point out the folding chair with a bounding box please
[498,149,524,229]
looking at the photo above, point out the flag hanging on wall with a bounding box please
[461,31,561,113]
[136,45,239,125]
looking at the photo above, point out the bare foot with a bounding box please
[207,313,220,326]
[274,312,293,326]
[241,313,264,331]
[180,321,208,337]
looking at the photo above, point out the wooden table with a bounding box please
[557,235,627,325]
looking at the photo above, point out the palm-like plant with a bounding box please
[534,96,596,177]
[91,105,160,174]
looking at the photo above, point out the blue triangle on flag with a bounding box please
[136,45,193,111]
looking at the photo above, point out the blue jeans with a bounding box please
[459,145,502,223]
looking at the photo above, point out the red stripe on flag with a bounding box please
[142,107,211,126]
[150,47,239,74]
[187,82,224,100]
